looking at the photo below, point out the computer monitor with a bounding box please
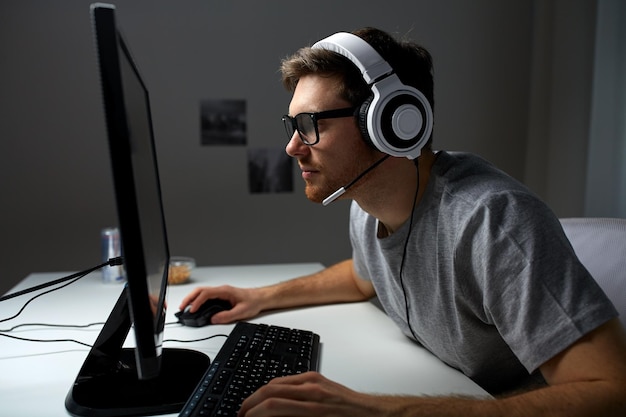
[65,4,209,416]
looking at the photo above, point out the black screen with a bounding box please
[94,2,169,378]
[65,4,209,416]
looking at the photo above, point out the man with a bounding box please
[181,27,626,416]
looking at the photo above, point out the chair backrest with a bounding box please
[560,217,626,329]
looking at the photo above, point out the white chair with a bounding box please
[560,217,626,329]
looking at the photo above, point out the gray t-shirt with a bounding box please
[351,151,617,394]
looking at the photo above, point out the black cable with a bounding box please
[0,332,93,348]
[0,329,229,348]
[4,316,194,334]
[4,314,187,333]
[163,333,229,344]
[0,321,105,333]
[0,256,123,303]
[345,155,390,190]
[3,317,187,333]
[0,257,123,325]
[0,257,230,348]
[0,273,89,324]
[399,160,421,342]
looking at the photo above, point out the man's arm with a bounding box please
[253,259,375,311]
[238,318,626,417]
[179,259,376,324]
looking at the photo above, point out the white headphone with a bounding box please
[312,32,433,159]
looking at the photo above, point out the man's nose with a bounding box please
[285,132,309,157]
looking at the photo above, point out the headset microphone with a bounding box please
[322,155,389,206]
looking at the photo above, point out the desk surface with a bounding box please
[0,263,488,416]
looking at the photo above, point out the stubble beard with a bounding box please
[303,154,381,204]
[303,177,338,204]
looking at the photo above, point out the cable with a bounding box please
[163,333,229,344]
[0,257,229,348]
[0,321,105,333]
[0,273,88,324]
[0,257,123,324]
[0,256,123,303]
[0,332,93,348]
[2,316,189,333]
[3,312,187,333]
[0,329,229,348]
[399,160,421,342]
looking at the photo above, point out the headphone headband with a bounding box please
[313,32,392,84]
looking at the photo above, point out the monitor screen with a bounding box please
[96,1,169,378]
[65,4,209,416]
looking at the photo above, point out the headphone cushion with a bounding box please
[357,96,375,149]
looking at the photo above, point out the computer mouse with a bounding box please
[175,298,232,327]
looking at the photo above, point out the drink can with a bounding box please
[101,227,126,284]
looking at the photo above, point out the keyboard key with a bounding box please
[178,322,320,417]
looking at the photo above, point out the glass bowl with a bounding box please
[168,256,195,285]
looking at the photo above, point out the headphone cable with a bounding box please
[399,160,421,342]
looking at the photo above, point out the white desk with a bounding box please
[0,263,488,416]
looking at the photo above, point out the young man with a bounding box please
[181,27,626,416]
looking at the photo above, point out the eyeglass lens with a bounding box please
[282,107,356,145]
[283,114,317,145]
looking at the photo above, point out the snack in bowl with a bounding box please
[168,256,195,285]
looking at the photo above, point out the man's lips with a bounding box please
[299,166,319,180]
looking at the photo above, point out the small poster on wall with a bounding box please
[248,148,293,194]
[200,99,246,146]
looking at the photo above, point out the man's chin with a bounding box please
[305,186,334,204]
[305,192,325,204]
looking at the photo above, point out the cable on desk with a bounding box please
[0,329,229,348]
[0,332,93,348]
[1,318,198,334]
[0,257,228,347]
[0,318,228,337]
[163,333,229,344]
[0,321,105,333]
[0,256,123,303]
[0,257,123,324]
[0,274,86,324]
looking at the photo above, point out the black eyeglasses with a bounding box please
[282,106,357,145]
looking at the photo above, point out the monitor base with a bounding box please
[65,347,210,417]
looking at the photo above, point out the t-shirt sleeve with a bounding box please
[454,191,618,372]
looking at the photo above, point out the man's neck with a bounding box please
[357,149,437,236]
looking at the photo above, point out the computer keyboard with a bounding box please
[179,321,321,417]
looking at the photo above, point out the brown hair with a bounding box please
[280,27,434,112]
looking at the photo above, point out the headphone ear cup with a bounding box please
[358,96,375,149]
[379,92,429,148]
[366,77,433,158]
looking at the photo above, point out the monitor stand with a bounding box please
[65,290,210,417]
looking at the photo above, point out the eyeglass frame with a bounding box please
[282,106,358,146]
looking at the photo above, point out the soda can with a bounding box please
[101,227,126,284]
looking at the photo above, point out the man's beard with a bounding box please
[302,155,381,204]
[304,180,335,204]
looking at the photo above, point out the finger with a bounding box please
[240,373,369,417]
[211,301,254,324]
[239,373,332,414]
[210,308,239,324]
[180,287,221,312]
[266,371,322,386]
[240,397,324,417]
[178,287,203,310]
[238,381,319,417]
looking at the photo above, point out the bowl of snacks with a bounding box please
[168,256,195,285]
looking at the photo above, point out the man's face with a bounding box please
[285,74,379,203]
